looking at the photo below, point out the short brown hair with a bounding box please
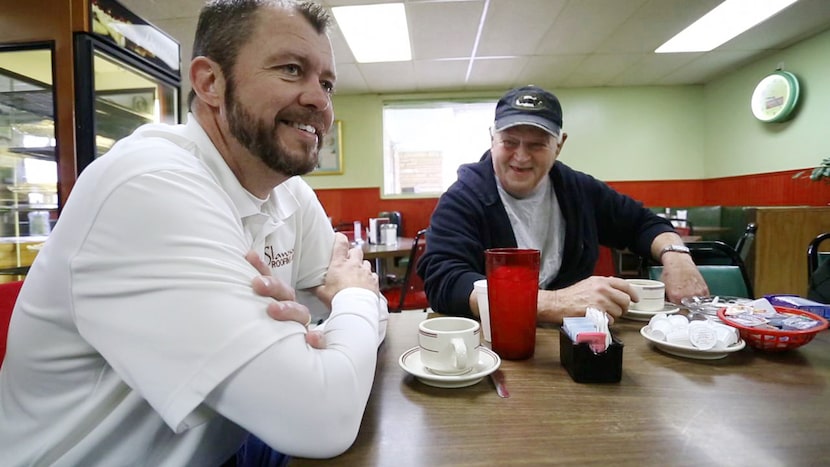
[187,0,331,109]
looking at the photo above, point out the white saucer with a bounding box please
[623,303,680,321]
[640,326,745,360]
[398,346,501,388]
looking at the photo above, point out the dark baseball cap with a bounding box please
[493,85,563,136]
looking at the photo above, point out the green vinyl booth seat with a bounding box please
[650,265,752,299]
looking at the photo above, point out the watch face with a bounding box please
[750,71,800,123]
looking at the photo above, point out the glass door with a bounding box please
[74,34,179,172]
[0,44,57,278]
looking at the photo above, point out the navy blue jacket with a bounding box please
[417,151,675,318]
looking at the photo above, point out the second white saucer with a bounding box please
[623,303,681,321]
[398,346,501,388]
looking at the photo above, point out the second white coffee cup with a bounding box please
[418,317,480,375]
[626,278,666,311]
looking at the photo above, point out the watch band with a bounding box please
[659,244,691,261]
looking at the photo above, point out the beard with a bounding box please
[225,80,322,177]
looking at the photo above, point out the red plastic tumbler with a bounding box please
[485,248,540,360]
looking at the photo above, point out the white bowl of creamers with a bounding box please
[647,313,739,350]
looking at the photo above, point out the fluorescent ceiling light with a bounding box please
[332,3,412,63]
[655,0,799,53]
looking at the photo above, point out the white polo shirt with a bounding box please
[0,116,383,465]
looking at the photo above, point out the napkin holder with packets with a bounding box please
[368,217,390,244]
[560,308,623,383]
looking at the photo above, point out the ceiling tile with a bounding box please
[609,52,702,86]
[596,0,720,53]
[407,1,484,60]
[413,60,470,92]
[520,55,586,89]
[536,0,649,55]
[477,0,568,56]
[656,50,761,86]
[563,53,638,87]
[357,61,418,93]
[466,57,528,90]
[333,63,369,94]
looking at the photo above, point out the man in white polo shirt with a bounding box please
[0,1,385,465]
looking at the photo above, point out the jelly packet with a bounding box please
[728,314,769,327]
[562,308,611,353]
[723,298,776,318]
[782,315,823,331]
[723,297,822,331]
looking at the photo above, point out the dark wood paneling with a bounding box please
[753,207,830,297]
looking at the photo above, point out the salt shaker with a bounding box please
[381,224,397,246]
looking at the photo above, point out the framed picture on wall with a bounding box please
[310,120,343,175]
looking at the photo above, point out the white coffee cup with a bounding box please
[418,317,480,375]
[473,279,491,342]
[626,279,666,311]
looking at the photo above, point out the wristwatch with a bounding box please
[659,244,691,261]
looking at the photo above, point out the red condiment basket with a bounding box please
[717,306,829,352]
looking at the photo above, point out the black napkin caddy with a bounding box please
[559,328,623,383]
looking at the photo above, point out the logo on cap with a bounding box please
[514,94,545,110]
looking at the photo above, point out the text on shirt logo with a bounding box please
[264,246,294,268]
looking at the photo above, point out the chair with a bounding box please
[734,222,757,263]
[1,280,24,368]
[611,248,645,279]
[667,217,694,237]
[650,265,752,298]
[648,241,754,298]
[808,232,830,303]
[381,229,429,312]
[807,232,830,281]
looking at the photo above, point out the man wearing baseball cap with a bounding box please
[418,85,707,324]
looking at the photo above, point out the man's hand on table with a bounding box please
[659,253,709,305]
[246,251,326,349]
[537,276,639,325]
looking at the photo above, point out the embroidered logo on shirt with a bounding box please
[264,246,294,268]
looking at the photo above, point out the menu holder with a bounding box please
[559,328,624,384]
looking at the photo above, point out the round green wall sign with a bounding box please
[750,71,800,123]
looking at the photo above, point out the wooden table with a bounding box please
[362,238,414,283]
[361,237,414,261]
[291,312,830,466]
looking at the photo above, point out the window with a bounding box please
[382,100,495,197]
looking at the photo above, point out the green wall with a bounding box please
[305,28,829,191]
[704,28,830,177]
[556,86,704,181]
[304,94,384,190]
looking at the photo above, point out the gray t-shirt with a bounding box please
[496,176,565,287]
